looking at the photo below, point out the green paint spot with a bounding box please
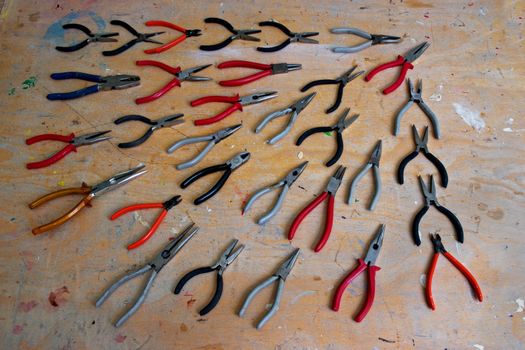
[22,76,37,89]
[323,131,333,136]
[7,87,15,95]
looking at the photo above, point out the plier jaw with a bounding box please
[404,41,430,63]
[275,248,300,280]
[326,165,347,195]
[227,152,251,170]
[292,32,320,44]
[271,63,302,74]
[185,29,202,37]
[363,224,385,265]
[369,140,383,166]
[236,29,262,42]
[340,65,365,84]
[413,125,429,152]
[178,64,213,82]
[72,130,112,146]
[101,75,141,90]
[215,124,243,142]
[285,161,309,186]
[92,164,147,197]
[370,34,402,45]
[239,91,278,106]
[212,239,245,272]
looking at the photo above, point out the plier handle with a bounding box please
[55,23,118,52]
[143,20,201,54]
[330,27,401,53]
[217,60,301,87]
[257,20,319,52]
[102,20,164,56]
[199,17,261,51]
[114,113,184,148]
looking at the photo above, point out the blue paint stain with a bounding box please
[43,11,106,45]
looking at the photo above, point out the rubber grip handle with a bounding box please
[331,258,367,311]
[326,83,344,114]
[200,37,233,51]
[56,39,90,52]
[127,209,167,250]
[136,60,182,75]
[288,191,328,240]
[326,132,343,167]
[145,20,187,32]
[191,94,240,106]
[102,39,138,56]
[117,128,154,148]
[114,114,154,125]
[396,151,418,185]
[47,84,99,100]
[300,79,338,92]
[383,61,413,95]
[364,55,405,81]
[50,72,103,82]
[174,266,215,294]
[257,39,291,52]
[314,194,334,252]
[110,203,164,219]
[26,144,77,169]
[443,251,483,302]
[135,78,181,104]
[204,17,235,32]
[354,265,381,322]
[219,70,271,87]
[218,60,271,70]
[435,206,464,244]
[424,151,449,188]
[193,169,231,205]
[26,133,75,144]
[296,127,332,145]
[31,195,93,235]
[29,183,92,209]
[412,205,429,246]
[425,252,439,310]
[180,164,228,188]
[194,103,242,126]
[199,273,223,316]
[145,35,185,54]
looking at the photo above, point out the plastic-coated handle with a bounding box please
[26,144,77,169]
[193,169,231,205]
[29,183,92,209]
[218,60,270,70]
[200,37,233,51]
[326,132,343,167]
[199,273,223,316]
[424,151,449,188]
[435,206,464,244]
[204,17,235,32]
[300,79,338,92]
[114,115,153,125]
[191,94,240,106]
[110,203,164,219]
[425,253,439,310]
[412,205,429,246]
[364,55,405,81]
[56,39,90,52]
[259,21,293,35]
[396,151,418,185]
[326,83,344,114]
[180,164,228,188]
[117,128,154,148]
[26,133,75,144]
[31,195,93,235]
[443,252,483,302]
[47,84,100,100]
[102,38,139,56]
[146,20,187,32]
[383,61,413,95]
[127,209,167,250]
[111,19,140,36]
[257,39,291,52]
[194,103,242,126]
[296,127,332,145]
[332,258,367,311]
[50,72,103,82]
[144,21,187,54]
[314,194,334,252]
[219,70,271,87]
[174,266,214,294]
[135,78,181,104]
[354,265,381,322]
[136,60,182,75]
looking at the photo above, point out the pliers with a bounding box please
[102,20,164,56]
[55,23,118,52]
[96,223,198,327]
[46,72,140,101]
[243,161,308,225]
[425,234,483,310]
[397,125,448,187]
[239,248,300,330]
[135,61,212,104]
[296,108,359,167]
[174,239,244,316]
[365,41,430,95]
[332,225,385,322]
[29,164,147,235]
[301,65,364,114]
[255,93,316,145]
[347,140,383,211]
[180,152,251,205]
[413,175,463,246]
[143,20,201,54]
[330,27,401,53]
[257,20,319,52]
[395,78,440,139]
[167,124,242,170]
[114,113,184,149]
[288,165,346,252]
[192,91,278,126]
[199,17,261,51]
[217,60,301,87]
[25,130,111,169]
[110,195,182,250]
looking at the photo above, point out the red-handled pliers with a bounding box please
[332,224,385,322]
[364,41,430,95]
[143,20,201,54]
[26,130,111,169]
[288,165,346,252]
[135,60,212,104]
[192,91,278,126]
[110,195,182,250]
[426,234,483,310]
[217,60,301,87]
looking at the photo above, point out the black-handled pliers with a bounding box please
[102,20,164,56]
[296,108,359,167]
[257,20,318,52]
[114,113,184,148]
[398,125,448,187]
[174,239,244,316]
[181,152,251,205]
[413,175,463,246]
[55,23,118,52]
[199,18,261,51]
[300,65,364,114]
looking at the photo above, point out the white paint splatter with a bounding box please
[290,290,316,305]
[479,6,488,16]
[419,274,427,287]
[206,206,212,213]
[515,298,524,312]
[502,127,525,133]
[429,84,443,102]
[505,117,514,125]
[133,212,150,228]
[455,242,462,256]
[297,151,304,159]
[453,103,485,131]
[416,20,425,26]
[473,345,484,350]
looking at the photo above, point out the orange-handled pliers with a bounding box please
[143,20,201,54]
[110,195,182,250]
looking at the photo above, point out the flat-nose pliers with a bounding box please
[257,20,318,52]
[114,113,184,148]
[330,27,401,53]
[55,23,118,52]
[199,17,261,51]
[102,20,164,56]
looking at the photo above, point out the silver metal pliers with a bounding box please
[330,27,401,53]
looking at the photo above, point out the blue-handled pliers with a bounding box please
[46,72,140,100]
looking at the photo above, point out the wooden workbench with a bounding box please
[1,1,524,349]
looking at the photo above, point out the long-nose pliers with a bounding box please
[102,20,164,56]
[114,113,184,148]
[55,23,118,52]
[330,27,401,53]
[217,60,302,87]
[257,21,319,52]
[199,17,261,51]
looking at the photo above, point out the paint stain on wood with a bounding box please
[487,208,504,220]
[180,323,188,332]
[115,334,127,343]
[12,324,24,335]
[18,300,38,312]
[187,297,197,309]
[48,286,69,307]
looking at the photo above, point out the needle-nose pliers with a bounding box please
[257,21,319,52]
[174,239,244,316]
[55,23,118,52]
[143,20,201,54]
[102,20,164,56]
[199,17,261,51]
[114,113,184,148]
[330,27,401,53]
[217,60,301,87]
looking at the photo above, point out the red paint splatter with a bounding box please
[12,324,24,335]
[48,286,69,307]
[424,13,430,18]
[19,251,35,271]
[468,2,474,6]
[186,297,196,309]
[18,300,38,312]
[183,291,193,297]
[115,334,127,343]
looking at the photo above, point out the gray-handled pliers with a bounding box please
[347,140,382,211]
[395,78,441,139]
[243,161,308,225]
[239,248,300,330]
[167,124,242,170]
[330,27,401,53]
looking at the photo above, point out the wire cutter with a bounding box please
[347,140,383,211]
[46,72,140,101]
[332,224,385,322]
[239,248,300,330]
[143,20,201,54]
[180,152,251,205]
[330,27,401,54]
[192,91,278,126]
[25,130,111,169]
[110,195,182,250]
[217,60,302,87]
[413,175,463,246]
[55,23,118,52]
[296,108,359,167]
[174,239,244,316]
[243,162,308,225]
[114,113,184,149]
[102,20,164,56]
[257,21,319,52]
[300,65,364,114]
[365,41,430,95]
[288,165,346,252]
[398,125,448,187]
[135,61,212,104]
[29,164,147,235]
[199,17,261,51]
[96,223,198,327]
[425,234,483,310]
[395,78,440,139]
[167,124,242,170]
[255,93,316,145]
